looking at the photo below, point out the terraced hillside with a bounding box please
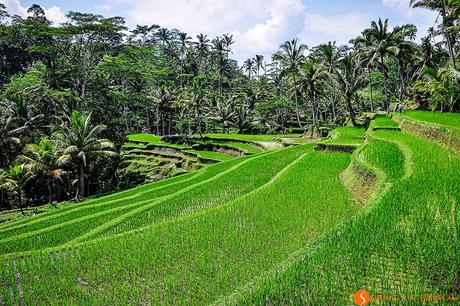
[0,113,458,305]
[119,134,269,185]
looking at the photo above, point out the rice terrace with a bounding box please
[0,0,459,305]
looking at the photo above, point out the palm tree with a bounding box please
[410,0,457,69]
[0,164,31,214]
[297,61,331,134]
[363,18,400,110]
[210,95,235,134]
[254,55,265,78]
[178,32,192,72]
[222,33,235,59]
[274,39,308,128]
[312,41,343,118]
[0,114,25,167]
[335,52,367,126]
[19,138,66,204]
[56,111,117,199]
[243,58,256,80]
[195,34,210,73]
[152,86,175,135]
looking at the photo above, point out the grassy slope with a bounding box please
[238,129,459,305]
[0,146,359,305]
[404,110,460,131]
[204,133,302,142]
[127,134,188,148]
[363,140,405,182]
[186,149,234,161]
[373,115,400,128]
[0,158,246,254]
[328,126,366,145]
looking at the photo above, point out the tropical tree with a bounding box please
[335,52,367,125]
[19,138,66,204]
[410,0,457,68]
[274,39,308,128]
[297,60,331,133]
[362,18,400,110]
[312,41,344,117]
[254,55,265,78]
[0,164,31,214]
[243,58,256,80]
[56,111,117,199]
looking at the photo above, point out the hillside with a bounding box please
[0,111,458,304]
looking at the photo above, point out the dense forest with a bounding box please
[0,0,459,211]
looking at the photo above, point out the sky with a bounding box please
[2,0,439,63]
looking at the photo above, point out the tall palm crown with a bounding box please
[243,58,256,79]
[335,52,367,125]
[19,138,66,203]
[312,41,343,73]
[410,0,457,68]
[56,111,117,198]
[0,164,31,214]
[274,39,308,129]
[298,61,331,128]
[275,39,308,76]
[254,55,265,78]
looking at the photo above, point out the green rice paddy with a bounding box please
[0,113,458,305]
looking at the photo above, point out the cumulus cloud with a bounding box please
[45,6,67,25]
[1,0,67,25]
[119,0,306,63]
[234,0,306,60]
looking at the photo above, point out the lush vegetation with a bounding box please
[238,128,459,305]
[404,110,460,131]
[0,1,459,304]
[1,0,460,211]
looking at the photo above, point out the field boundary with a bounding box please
[393,114,460,154]
[0,146,312,261]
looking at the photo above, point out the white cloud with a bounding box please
[95,4,112,12]
[234,0,306,61]
[1,0,67,25]
[1,0,27,16]
[45,6,67,25]
[119,0,306,63]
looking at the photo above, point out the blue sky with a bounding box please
[3,0,438,63]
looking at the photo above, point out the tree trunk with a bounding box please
[156,105,160,136]
[368,69,374,112]
[347,95,357,126]
[292,74,304,129]
[441,4,457,69]
[381,54,390,111]
[18,189,24,215]
[77,165,85,198]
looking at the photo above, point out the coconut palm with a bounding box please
[297,61,331,134]
[274,39,308,128]
[410,0,457,68]
[18,138,67,204]
[335,52,367,126]
[222,33,235,59]
[254,55,265,78]
[56,111,117,199]
[362,18,400,110]
[242,58,256,80]
[178,32,192,72]
[0,164,31,214]
[195,34,210,73]
[312,41,344,117]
